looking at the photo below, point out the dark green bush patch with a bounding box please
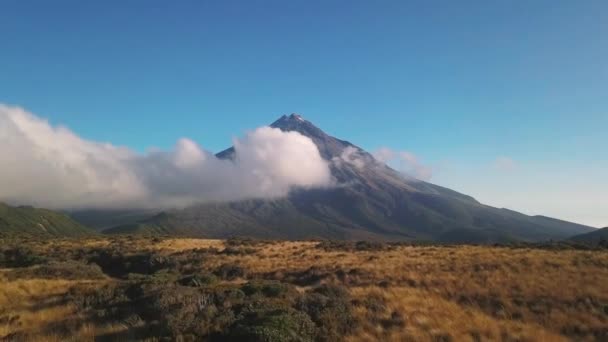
[63,272,354,342]
[89,250,176,278]
[284,266,331,286]
[214,263,246,280]
[316,240,390,252]
[296,285,355,342]
[241,281,296,301]
[179,273,218,287]
[226,307,316,342]
[0,247,47,268]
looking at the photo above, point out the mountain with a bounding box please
[68,208,161,232]
[0,202,94,237]
[569,227,608,245]
[105,114,595,243]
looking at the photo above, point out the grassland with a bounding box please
[1,236,607,341]
[0,203,92,237]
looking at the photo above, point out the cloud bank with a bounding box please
[0,105,332,209]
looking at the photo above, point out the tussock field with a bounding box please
[1,237,607,341]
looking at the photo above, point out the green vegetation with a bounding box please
[0,202,93,237]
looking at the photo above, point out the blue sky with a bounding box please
[1,1,607,226]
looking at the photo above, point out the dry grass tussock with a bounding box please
[0,236,607,341]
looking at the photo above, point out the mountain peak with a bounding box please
[268,113,359,161]
[217,112,352,161]
[271,113,310,128]
[290,113,304,121]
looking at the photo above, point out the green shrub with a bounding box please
[179,273,218,287]
[89,250,176,278]
[215,263,246,280]
[316,240,389,252]
[227,307,316,342]
[296,285,354,342]
[241,281,292,298]
[0,247,47,268]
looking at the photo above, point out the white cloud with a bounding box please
[373,147,433,181]
[0,104,332,209]
[332,146,367,170]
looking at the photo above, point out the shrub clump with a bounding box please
[65,274,354,341]
[0,247,47,268]
[89,250,176,278]
[241,281,294,299]
[215,263,246,280]
[227,306,316,342]
[178,273,218,287]
[221,246,258,256]
[296,285,355,342]
[316,240,389,252]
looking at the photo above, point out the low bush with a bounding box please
[89,250,176,278]
[296,285,355,342]
[284,266,331,286]
[214,263,246,280]
[241,281,294,299]
[225,237,267,247]
[0,247,47,268]
[179,273,218,287]
[315,240,389,252]
[226,306,316,342]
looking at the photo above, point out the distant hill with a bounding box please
[68,208,160,231]
[569,227,608,245]
[0,202,93,237]
[103,114,594,243]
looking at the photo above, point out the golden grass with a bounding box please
[151,238,224,252]
[0,277,77,338]
[2,238,607,341]
[347,286,566,342]
[204,241,608,340]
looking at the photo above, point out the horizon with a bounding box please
[1,1,607,227]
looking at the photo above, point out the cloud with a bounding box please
[373,147,433,181]
[493,156,517,172]
[332,146,367,170]
[0,104,332,209]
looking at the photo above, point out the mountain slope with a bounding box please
[0,202,94,237]
[106,114,594,242]
[68,208,161,232]
[569,227,608,244]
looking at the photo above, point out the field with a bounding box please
[1,237,607,341]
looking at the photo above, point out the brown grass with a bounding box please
[1,237,607,341]
[0,270,112,341]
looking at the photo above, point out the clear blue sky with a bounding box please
[1,1,607,226]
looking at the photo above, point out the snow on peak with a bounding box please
[290,113,304,122]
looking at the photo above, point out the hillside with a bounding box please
[569,227,608,244]
[0,202,93,237]
[105,114,594,243]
